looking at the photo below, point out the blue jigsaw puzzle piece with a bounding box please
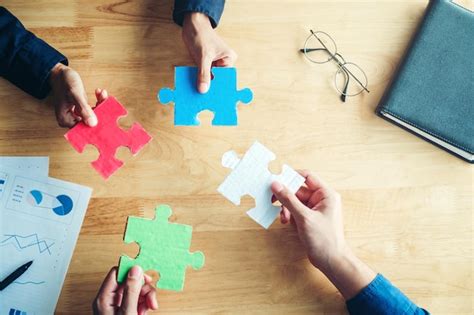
[158,66,253,126]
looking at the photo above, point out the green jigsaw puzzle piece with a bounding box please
[117,205,204,291]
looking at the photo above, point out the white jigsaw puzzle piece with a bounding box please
[218,141,305,229]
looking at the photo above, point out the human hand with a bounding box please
[49,63,104,128]
[182,12,237,93]
[271,170,347,272]
[93,266,158,315]
[271,171,376,299]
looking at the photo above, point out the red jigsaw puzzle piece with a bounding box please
[64,96,152,179]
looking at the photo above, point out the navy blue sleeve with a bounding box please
[346,274,430,315]
[173,0,225,28]
[0,7,67,99]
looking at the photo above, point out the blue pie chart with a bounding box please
[29,190,43,204]
[53,194,73,216]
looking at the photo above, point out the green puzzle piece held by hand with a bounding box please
[117,205,204,291]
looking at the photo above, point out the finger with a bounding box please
[56,111,79,128]
[297,170,326,191]
[137,287,158,315]
[306,188,328,209]
[115,286,124,307]
[72,90,98,127]
[139,283,155,297]
[96,271,119,309]
[295,186,313,203]
[94,267,119,312]
[271,182,308,221]
[274,185,311,204]
[95,88,108,105]
[98,267,119,295]
[71,105,83,121]
[280,206,291,224]
[222,51,237,65]
[227,50,238,65]
[139,275,158,311]
[215,49,237,66]
[212,56,233,67]
[121,265,144,314]
[197,55,213,93]
[139,285,158,310]
[143,273,153,284]
[145,288,159,310]
[137,303,149,315]
[212,59,226,67]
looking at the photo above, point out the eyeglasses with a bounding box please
[300,30,369,102]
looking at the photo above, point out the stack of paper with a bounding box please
[0,157,92,314]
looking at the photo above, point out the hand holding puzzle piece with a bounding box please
[218,141,305,229]
[117,205,204,292]
[158,66,253,126]
[64,96,152,179]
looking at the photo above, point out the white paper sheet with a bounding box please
[0,157,49,177]
[0,166,92,315]
[218,141,304,229]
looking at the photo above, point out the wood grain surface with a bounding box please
[0,1,472,314]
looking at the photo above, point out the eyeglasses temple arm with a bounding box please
[342,65,370,93]
[299,48,327,53]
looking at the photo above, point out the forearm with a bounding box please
[0,6,67,99]
[321,247,428,315]
[271,176,428,314]
[321,247,376,300]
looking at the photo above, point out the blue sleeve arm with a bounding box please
[173,0,225,28]
[346,274,430,315]
[0,7,67,99]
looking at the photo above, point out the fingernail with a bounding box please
[272,181,283,193]
[129,266,142,279]
[198,82,209,93]
[86,116,98,127]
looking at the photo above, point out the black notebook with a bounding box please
[376,0,473,163]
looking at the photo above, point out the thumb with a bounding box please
[197,56,212,94]
[73,91,98,127]
[121,266,143,315]
[271,182,307,221]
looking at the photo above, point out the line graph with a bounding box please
[0,233,55,255]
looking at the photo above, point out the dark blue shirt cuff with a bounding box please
[173,0,225,28]
[346,274,429,315]
[0,7,67,99]
[8,36,67,99]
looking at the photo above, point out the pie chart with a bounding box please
[53,194,73,216]
[27,190,74,216]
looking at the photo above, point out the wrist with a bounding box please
[319,244,355,276]
[326,247,358,275]
[49,63,67,85]
[183,12,211,29]
[320,246,376,300]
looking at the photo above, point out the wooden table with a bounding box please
[1,1,472,314]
